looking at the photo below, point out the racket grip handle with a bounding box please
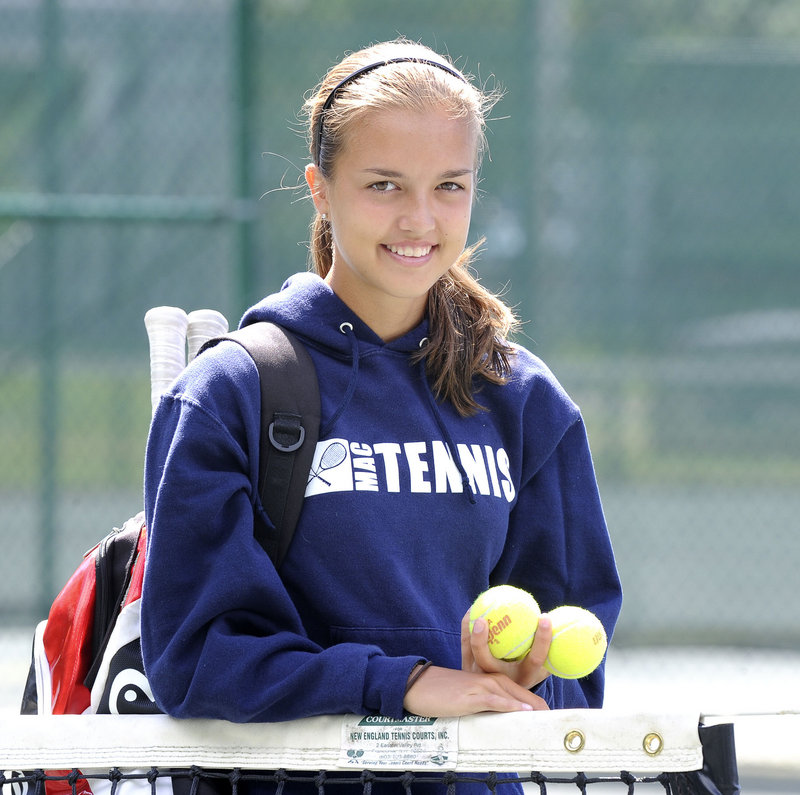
[144,306,189,415]
[186,309,229,362]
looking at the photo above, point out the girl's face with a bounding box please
[306,106,478,340]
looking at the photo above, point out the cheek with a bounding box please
[330,208,383,262]
[450,205,473,241]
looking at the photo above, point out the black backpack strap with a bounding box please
[200,322,320,568]
[85,512,146,688]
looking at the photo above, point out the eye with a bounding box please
[438,181,465,192]
[370,180,399,193]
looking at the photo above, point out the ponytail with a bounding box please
[309,213,332,278]
[413,243,518,416]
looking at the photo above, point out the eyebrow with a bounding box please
[361,168,474,179]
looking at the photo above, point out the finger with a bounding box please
[527,614,552,667]
[481,674,550,713]
[469,618,506,673]
[515,614,552,688]
[478,692,548,713]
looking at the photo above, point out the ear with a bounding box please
[305,163,329,216]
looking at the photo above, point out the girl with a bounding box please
[141,38,621,727]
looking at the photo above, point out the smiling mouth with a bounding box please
[385,243,433,258]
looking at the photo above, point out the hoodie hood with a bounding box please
[240,272,438,445]
[239,272,430,357]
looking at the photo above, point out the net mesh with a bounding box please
[0,767,682,794]
[0,712,737,795]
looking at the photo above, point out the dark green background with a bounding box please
[1,0,798,648]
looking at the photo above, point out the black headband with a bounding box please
[314,57,468,165]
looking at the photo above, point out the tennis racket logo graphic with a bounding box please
[107,668,157,715]
[308,441,347,486]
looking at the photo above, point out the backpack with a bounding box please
[20,322,320,723]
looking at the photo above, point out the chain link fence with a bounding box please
[2,0,799,705]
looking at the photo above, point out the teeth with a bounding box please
[387,244,432,258]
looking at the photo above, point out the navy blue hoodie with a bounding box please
[141,272,621,726]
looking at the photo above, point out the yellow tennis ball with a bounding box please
[468,585,540,662]
[543,605,607,679]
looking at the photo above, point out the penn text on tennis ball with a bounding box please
[468,585,540,662]
[543,605,607,679]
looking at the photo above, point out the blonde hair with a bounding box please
[304,39,518,416]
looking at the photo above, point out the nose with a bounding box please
[398,192,435,234]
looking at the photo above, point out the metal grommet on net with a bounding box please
[643,732,664,756]
[564,729,585,753]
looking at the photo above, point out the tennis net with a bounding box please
[0,711,737,794]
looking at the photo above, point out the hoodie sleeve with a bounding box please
[490,373,622,710]
[140,342,420,722]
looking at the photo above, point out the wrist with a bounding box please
[404,660,433,695]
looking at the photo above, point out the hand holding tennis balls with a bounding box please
[468,587,607,678]
[468,585,540,662]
